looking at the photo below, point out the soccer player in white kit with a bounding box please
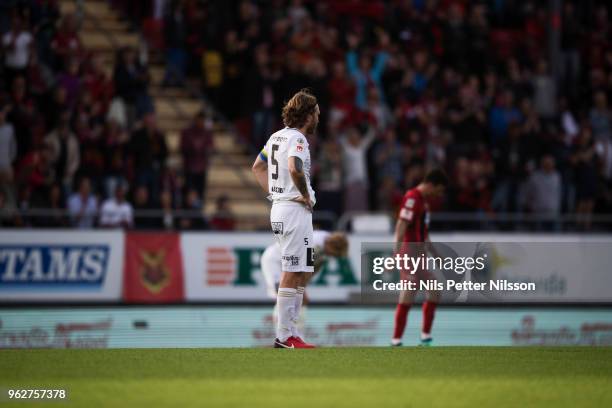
[252,89,319,349]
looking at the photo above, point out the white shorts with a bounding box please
[270,201,314,273]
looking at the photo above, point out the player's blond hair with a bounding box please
[282,89,318,129]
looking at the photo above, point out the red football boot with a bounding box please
[273,336,316,349]
[287,336,316,348]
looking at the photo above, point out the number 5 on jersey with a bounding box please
[271,144,279,180]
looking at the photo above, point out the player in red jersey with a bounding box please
[391,169,448,346]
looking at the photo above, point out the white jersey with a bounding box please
[261,127,316,205]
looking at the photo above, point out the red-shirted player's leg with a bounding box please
[420,270,440,344]
[422,301,436,334]
[392,303,410,341]
[391,283,416,345]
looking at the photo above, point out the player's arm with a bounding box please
[394,218,408,254]
[395,197,415,253]
[288,156,312,212]
[252,149,269,194]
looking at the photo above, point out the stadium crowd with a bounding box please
[1,0,612,231]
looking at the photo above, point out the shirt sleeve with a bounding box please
[398,194,420,222]
[287,134,307,161]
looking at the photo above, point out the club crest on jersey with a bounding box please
[296,145,303,152]
[271,222,284,235]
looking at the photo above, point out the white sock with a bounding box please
[276,288,297,342]
[292,286,305,338]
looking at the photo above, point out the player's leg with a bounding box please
[420,270,440,346]
[290,208,314,346]
[292,272,306,337]
[391,285,416,346]
[275,271,303,346]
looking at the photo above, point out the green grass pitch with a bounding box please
[1,347,611,407]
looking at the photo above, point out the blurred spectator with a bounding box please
[328,60,355,124]
[129,113,167,202]
[448,84,487,153]
[179,188,207,230]
[132,185,158,229]
[162,1,187,87]
[16,145,55,204]
[44,110,80,193]
[0,105,17,182]
[590,91,611,141]
[345,32,389,110]
[180,111,213,197]
[242,44,279,149]
[315,139,344,218]
[67,177,97,228]
[374,127,402,187]
[32,183,68,228]
[113,47,152,118]
[26,52,54,103]
[220,30,247,119]
[571,126,598,230]
[50,13,82,68]
[488,90,522,145]
[83,54,114,114]
[57,58,81,108]
[524,155,562,230]
[29,0,60,65]
[560,1,582,97]
[2,14,33,87]
[340,126,376,212]
[99,184,133,228]
[8,75,36,157]
[0,188,20,227]
[531,60,556,120]
[365,87,393,131]
[209,194,235,231]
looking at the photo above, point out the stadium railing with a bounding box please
[0,208,339,231]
